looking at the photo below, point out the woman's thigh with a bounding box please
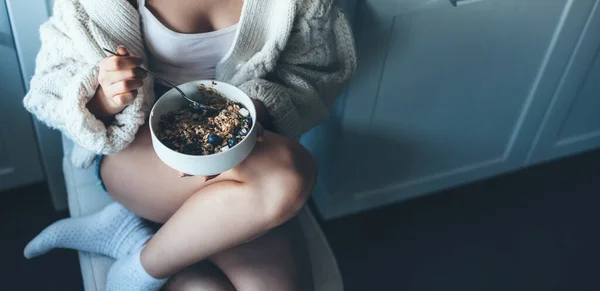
[101,123,210,221]
[209,217,314,291]
[101,123,314,223]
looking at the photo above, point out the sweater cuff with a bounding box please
[238,79,302,140]
[24,64,146,158]
[63,67,108,154]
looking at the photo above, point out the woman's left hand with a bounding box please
[252,99,272,133]
[178,172,219,181]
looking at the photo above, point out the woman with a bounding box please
[22,0,356,290]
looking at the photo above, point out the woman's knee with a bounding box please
[259,140,317,227]
[210,221,311,291]
[163,263,235,291]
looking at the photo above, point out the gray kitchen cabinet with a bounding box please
[527,1,600,165]
[0,1,44,191]
[305,0,600,219]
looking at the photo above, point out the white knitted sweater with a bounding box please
[23,0,356,168]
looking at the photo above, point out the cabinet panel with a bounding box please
[0,1,44,191]
[308,0,596,219]
[528,1,600,164]
[558,56,600,141]
[5,0,66,207]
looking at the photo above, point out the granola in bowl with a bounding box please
[157,85,252,155]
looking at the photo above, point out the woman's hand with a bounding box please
[251,99,272,132]
[87,46,147,124]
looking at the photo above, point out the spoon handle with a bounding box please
[101,47,217,112]
[136,67,189,98]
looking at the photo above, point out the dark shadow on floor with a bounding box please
[320,149,600,291]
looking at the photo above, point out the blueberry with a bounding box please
[183,144,196,154]
[246,117,253,128]
[237,128,249,136]
[208,134,223,145]
[164,115,175,123]
[162,141,174,150]
[228,138,238,148]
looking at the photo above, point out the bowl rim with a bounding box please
[149,79,258,158]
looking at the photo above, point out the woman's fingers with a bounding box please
[178,172,220,182]
[256,122,265,143]
[104,68,148,85]
[93,46,147,113]
[178,172,193,178]
[116,45,130,57]
[103,79,144,106]
[113,91,138,106]
[100,55,144,72]
[107,79,144,96]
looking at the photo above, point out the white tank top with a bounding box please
[138,0,238,86]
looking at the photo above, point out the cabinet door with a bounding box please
[306,0,594,219]
[527,2,600,164]
[0,2,44,191]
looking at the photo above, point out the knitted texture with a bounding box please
[106,248,168,291]
[23,0,357,167]
[24,202,153,259]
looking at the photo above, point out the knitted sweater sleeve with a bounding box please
[22,0,148,166]
[238,1,357,140]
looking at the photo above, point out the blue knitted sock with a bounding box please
[24,202,153,259]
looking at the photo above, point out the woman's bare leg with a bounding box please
[101,124,317,279]
[162,261,235,291]
[162,219,313,291]
[210,218,314,291]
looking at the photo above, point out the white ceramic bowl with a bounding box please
[149,80,258,176]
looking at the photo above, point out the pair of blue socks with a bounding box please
[24,203,168,290]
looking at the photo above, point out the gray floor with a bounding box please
[321,149,600,291]
[2,149,600,291]
[0,183,81,291]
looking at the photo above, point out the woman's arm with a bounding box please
[239,0,357,139]
[23,11,104,153]
[22,0,149,167]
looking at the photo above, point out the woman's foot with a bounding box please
[24,202,153,259]
[107,248,168,291]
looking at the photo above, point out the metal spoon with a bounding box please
[102,48,216,113]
